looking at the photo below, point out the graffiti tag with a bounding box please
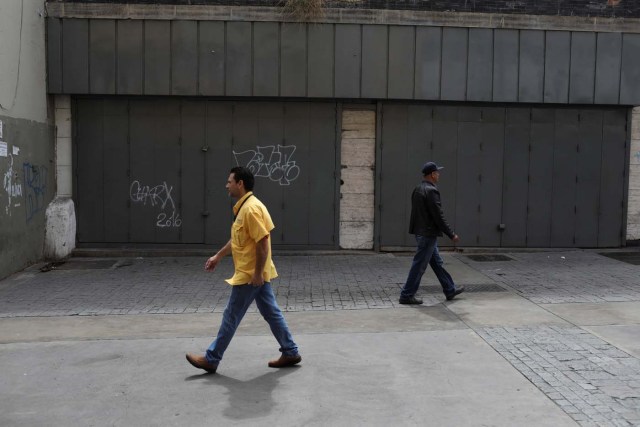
[2,155,22,215]
[23,163,47,222]
[129,180,181,228]
[156,211,182,228]
[233,145,300,186]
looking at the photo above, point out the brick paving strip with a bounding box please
[458,251,640,304]
[478,326,640,427]
[12,251,638,318]
[0,255,430,317]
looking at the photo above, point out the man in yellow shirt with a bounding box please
[186,167,301,373]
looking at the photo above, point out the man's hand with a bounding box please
[452,234,460,243]
[205,240,231,271]
[205,255,220,272]
[249,273,265,287]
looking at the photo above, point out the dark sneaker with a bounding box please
[186,353,217,373]
[445,286,465,301]
[268,354,302,368]
[398,296,423,305]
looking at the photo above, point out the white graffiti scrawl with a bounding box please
[129,180,182,228]
[233,145,300,186]
[2,155,23,215]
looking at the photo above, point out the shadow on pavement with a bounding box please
[185,367,300,420]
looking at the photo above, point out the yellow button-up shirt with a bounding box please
[226,192,278,285]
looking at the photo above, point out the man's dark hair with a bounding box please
[230,166,255,191]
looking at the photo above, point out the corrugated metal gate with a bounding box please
[74,98,337,248]
[379,104,628,248]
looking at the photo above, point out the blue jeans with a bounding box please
[400,235,456,299]
[206,282,299,365]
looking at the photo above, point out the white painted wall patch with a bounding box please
[339,110,376,250]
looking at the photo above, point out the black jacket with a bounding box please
[408,181,455,239]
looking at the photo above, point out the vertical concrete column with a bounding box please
[55,95,72,197]
[43,95,76,259]
[628,107,640,243]
[339,109,375,249]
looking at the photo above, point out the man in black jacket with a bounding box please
[399,162,465,305]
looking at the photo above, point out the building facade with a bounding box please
[43,0,640,252]
[0,0,56,279]
[3,0,640,277]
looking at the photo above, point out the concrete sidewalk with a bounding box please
[0,250,639,426]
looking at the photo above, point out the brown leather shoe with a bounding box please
[186,353,217,373]
[268,354,302,368]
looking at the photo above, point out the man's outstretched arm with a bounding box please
[205,239,232,271]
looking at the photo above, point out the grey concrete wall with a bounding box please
[47,1,640,19]
[629,107,640,243]
[0,0,55,279]
[46,3,640,33]
[45,17,640,106]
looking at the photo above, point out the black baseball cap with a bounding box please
[422,162,444,175]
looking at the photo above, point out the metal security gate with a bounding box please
[74,98,338,248]
[379,104,628,248]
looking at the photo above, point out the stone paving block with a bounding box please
[480,325,640,426]
[563,405,580,414]
[462,251,640,304]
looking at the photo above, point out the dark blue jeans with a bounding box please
[400,235,456,300]
[206,282,299,365]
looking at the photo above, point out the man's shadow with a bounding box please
[185,367,300,420]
